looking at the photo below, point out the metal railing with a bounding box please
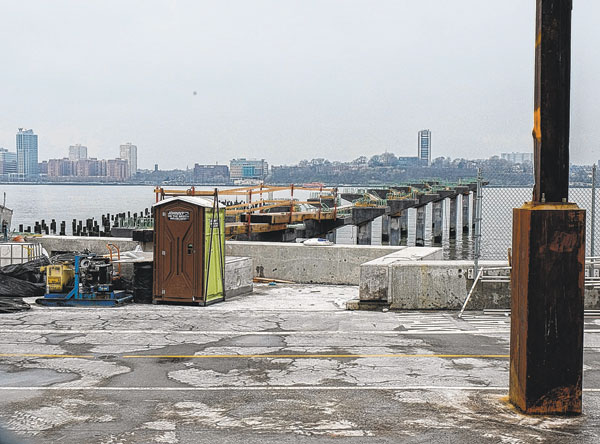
[0,242,44,266]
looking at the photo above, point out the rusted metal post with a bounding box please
[510,0,585,415]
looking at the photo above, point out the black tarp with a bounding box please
[0,257,49,298]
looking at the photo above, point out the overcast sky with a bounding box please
[0,1,598,169]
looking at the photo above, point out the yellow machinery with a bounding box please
[41,263,75,293]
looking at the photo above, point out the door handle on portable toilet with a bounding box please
[187,243,193,255]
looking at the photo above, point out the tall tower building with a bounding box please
[418,129,431,166]
[119,143,137,178]
[69,144,88,161]
[16,128,39,177]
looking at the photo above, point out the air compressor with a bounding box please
[36,254,132,307]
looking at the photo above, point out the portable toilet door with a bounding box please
[153,196,225,305]
[203,204,225,304]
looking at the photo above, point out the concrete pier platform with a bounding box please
[1,284,600,443]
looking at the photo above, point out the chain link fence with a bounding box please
[478,165,599,261]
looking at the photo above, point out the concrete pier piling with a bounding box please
[449,197,457,238]
[456,194,463,238]
[407,207,417,247]
[357,222,372,245]
[432,201,443,243]
[400,211,409,245]
[425,202,433,246]
[382,215,390,244]
[443,197,451,241]
[462,193,470,233]
[389,216,400,246]
[415,206,425,246]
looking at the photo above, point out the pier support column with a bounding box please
[462,193,470,233]
[425,203,433,246]
[382,215,390,245]
[432,201,443,243]
[415,206,425,246]
[407,208,417,247]
[443,198,451,242]
[468,191,475,234]
[357,222,372,245]
[455,194,463,239]
[449,197,457,238]
[400,211,408,246]
[389,217,400,246]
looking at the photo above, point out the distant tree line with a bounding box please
[268,153,539,186]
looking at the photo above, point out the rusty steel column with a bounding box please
[509,0,585,415]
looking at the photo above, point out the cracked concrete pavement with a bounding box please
[0,283,599,443]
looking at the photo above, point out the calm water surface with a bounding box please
[7,184,585,261]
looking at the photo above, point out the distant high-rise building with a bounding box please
[16,128,39,177]
[418,130,431,166]
[119,143,137,177]
[229,158,268,180]
[501,152,533,164]
[0,148,18,176]
[69,144,88,161]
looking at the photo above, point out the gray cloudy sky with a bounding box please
[0,1,598,169]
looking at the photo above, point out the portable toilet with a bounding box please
[152,196,225,305]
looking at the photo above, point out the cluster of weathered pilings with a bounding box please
[19,208,152,237]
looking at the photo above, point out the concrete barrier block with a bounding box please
[389,263,467,309]
[226,241,407,285]
[359,261,389,301]
[358,247,444,302]
[225,256,253,297]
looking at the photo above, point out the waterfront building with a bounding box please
[48,158,75,177]
[0,148,18,176]
[107,158,129,181]
[16,128,39,177]
[46,157,126,181]
[119,143,138,177]
[501,152,533,164]
[418,129,431,166]
[75,158,102,177]
[194,164,230,183]
[69,144,88,161]
[230,158,268,180]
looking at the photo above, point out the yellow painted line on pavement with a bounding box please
[0,353,94,358]
[122,353,510,359]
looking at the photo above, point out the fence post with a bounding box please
[592,164,596,257]
[473,168,483,271]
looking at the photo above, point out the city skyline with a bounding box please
[1,1,599,169]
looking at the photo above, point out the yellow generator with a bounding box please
[41,264,75,293]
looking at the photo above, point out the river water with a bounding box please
[3,184,594,261]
